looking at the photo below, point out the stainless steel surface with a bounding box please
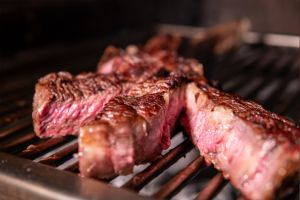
[0,152,151,200]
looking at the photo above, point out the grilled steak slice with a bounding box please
[97,45,203,81]
[33,46,203,138]
[183,82,300,200]
[32,72,122,137]
[97,34,182,74]
[79,74,187,179]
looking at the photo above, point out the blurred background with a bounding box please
[0,0,298,56]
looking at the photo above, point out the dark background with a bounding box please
[0,0,299,57]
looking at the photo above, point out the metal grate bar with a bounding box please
[57,157,79,172]
[0,107,31,128]
[196,173,227,200]
[274,90,300,115]
[262,59,299,110]
[215,47,264,83]
[18,137,68,158]
[34,139,78,166]
[153,156,204,199]
[0,117,32,140]
[0,81,34,100]
[224,50,278,93]
[0,132,36,151]
[244,54,295,100]
[0,99,30,117]
[123,139,193,191]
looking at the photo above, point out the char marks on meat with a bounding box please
[32,72,122,137]
[183,82,300,199]
[79,74,187,179]
[97,44,203,82]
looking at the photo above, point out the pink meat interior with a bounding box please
[161,88,185,149]
[38,91,117,137]
[79,87,186,179]
[184,83,299,199]
[137,88,186,164]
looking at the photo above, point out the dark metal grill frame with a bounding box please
[0,24,299,200]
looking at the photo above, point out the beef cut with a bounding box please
[183,82,300,199]
[33,47,203,137]
[32,72,122,137]
[97,44,203,81]
[79,74,187,179]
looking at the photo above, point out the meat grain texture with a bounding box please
[79,74,187,178]
[33,45,203,137]
[183,82,300,199]
[32,72,122,137]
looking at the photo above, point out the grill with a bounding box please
[0,25,299,200]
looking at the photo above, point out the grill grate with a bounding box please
[0,30,299,200]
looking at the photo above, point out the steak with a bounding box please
[97,44,203,81]
[32,72,122,137]
[183,82,300,199]
[33,47,203,138]
[97,34,182,74]
[79,74,187,179]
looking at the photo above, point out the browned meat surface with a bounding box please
[33,48,203,138]
[97,45,203,81]
[32,72,122,137]
[183,82,300,199]
[79,74,187,179]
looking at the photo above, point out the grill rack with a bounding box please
[0,25,299,200]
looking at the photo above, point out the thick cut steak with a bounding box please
[183,82,300,199]
[79,74,187,179]
[32,72,122,137]
[33,47,203,137]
